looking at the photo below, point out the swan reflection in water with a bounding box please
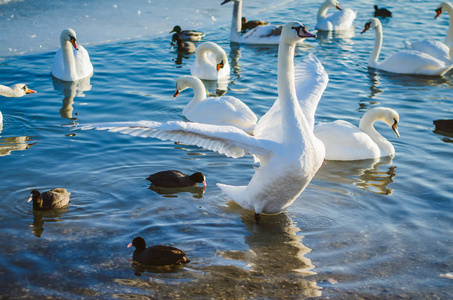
[52,75,92,120]
[315,156,396,195]
[367,68,451,89]
[316,27,355,44]
[215,206,322,298]
[0,135,38,156]
[119,207,321,298]
[367,69,384,99]
[30,207,69,238]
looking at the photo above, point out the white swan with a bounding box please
[174,75,257,132]
[0,84,36,97]
[315,0,356,31]
[221,0,283,45]
[51,28,93,82]
[361,18,453,76]
[77,22,323,220]
[314,107,400,161]
[403,2,453,64]
[0,83,36,124]
[190,42,230,80]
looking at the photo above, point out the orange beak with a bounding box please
[70,37,79,50]
[392,122,400,138]
[173,89,180,97]
[127,242,132,248]
[435,8,442,19]
[216,60,224,72]
[361,23,371,34]
[336,4,342,10]
[25,88,36,94]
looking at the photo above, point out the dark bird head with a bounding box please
[128,237,146,251]
[170,25,182,33]
[191,172,207,187]
[27,190,43,209]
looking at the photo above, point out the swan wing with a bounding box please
[74,46,94,79]
[51,49,66,80]
[378,50,453,76]
[254,53,328,141]
[295,53,329,130]
[314,120,379,161]
[330,9,356,30]
[238,25,282,44]
[77,120,273,159]
[403,40,451,64]
[186,96,257,130]
[51,47,93,81]
[316,9,356,31]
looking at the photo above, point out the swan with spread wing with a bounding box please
[75,22,326,220]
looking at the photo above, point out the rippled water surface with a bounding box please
[1,0,453,298]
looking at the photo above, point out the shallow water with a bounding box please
[1,0,453,299]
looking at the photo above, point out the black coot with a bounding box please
[127,237,190,266]
[146,170,206,188]
[374,5,392,17]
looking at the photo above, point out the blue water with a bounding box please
[1,0,453,298]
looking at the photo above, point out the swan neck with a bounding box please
[196,44,214,67]
[277,43,296,106]
[317,3,330,20]
[445,3,453,46]
[359,112,394,156]
[369,23,383,67]
[183,81,207,115]
[61,39,77,80]
[230,0,242,41]
[277,41,307,143]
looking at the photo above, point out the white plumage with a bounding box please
[315,0,356,31]
[174,75,257,132]
[362,18,453,76]
[190,42,230,80]
[403,2,453,64]
[51,28,93,82]
[77,22,323,217]
[314,108,400,161]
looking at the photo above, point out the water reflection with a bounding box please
[367,68,452,87]
[30,207,69,238]
[217,207,321,298]
[315,156,396,195]
[148,184,205,198]
[367,69,384,99]
[173,51,194,66]
[229,43,242,80]
[199,78,229,96]
[52,76,92,120]
[433,119,453,142]
[131,260,186,276]
[0,135,38,156]
[316,28,355,44]
[116,207,321,298]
